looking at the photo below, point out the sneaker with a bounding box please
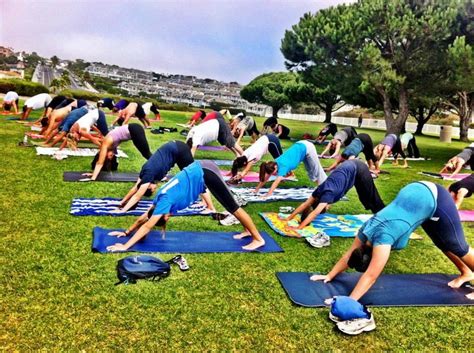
[328,311,342,323]
[219,214,240,226]
[336,313,376,335]
[306,232,330,248]
[167,255,189,271]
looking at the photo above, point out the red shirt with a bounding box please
[190,111,204,122]
[201,111,218,123]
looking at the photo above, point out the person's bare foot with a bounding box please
[242,239,265,251]
[466,292,474,300]
[233,231,251,239]
[448,273,474,288]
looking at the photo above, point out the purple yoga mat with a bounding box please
[458,210,474,222]
[198,145,227,151]
[442,173,471,181]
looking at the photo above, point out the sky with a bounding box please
[1,0,353,84]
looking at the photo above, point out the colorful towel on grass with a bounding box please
[419,172,471,181]
[198,145,227,151]
[231,187,348,203]
[25,132,44,139]
[260,212,371,238]
[30,125,42,132]
[459,210,474,222]
[35,147,128,158]
[70,198,210,217]
[220,170,297,183]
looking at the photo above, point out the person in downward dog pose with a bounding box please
[325,133,377,172]
[320,127,358,158]
[106,160,266,251]
[115,140,195,212]
[373,133,409,171]
[229,134,283,183]
[80,123,152,181]
[312,181,474,301]
[61,109,107,149]
[448,174,474,209]
[256,140,327,197]
[284,160,384,229]
[316,123,338,144]
[440,146,474,178]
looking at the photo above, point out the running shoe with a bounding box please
[219,214,240,226]
[336,313,376,335]
[306,232,330,248]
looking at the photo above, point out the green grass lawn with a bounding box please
[1,107,473,350]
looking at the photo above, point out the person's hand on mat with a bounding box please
[310,274,331,283]
[79,178,92,182]
[108,231,127,237]
[109,209,125,214]
[106,243,128,252]
[82,172,93,177]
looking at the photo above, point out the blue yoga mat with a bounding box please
[276,272,474,307]
[92,227,283,253]
[71,198,210,217]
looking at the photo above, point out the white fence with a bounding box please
[278,113,474,140]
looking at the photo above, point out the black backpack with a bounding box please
[115,255,171,285]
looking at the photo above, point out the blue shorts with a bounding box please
[422,184,469,257]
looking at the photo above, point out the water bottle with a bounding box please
[23,134,28,144]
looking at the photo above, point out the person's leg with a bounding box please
[354,161,385,212]
[302,141,327,184]
[128,123,152,159]
[201,160,265,250]
[21,107,32,120]
[421,184,473,287]
[409,136,420,158]
[267,134,283,158]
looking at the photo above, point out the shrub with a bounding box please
[0,79,49,96]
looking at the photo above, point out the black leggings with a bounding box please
[407,136,420,158]
[358,133,377,164]
[200,160,239,213]
[422,184,469,258]
[128,123,152,159]
[267,134,283,158]
[354,160,385,212]
[449,174,474,198]
[216,115,236,148]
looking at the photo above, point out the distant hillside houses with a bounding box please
[85,63,276,115]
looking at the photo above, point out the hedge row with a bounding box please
[0,79,49,96]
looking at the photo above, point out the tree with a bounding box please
[240,72,297,118]
[50,55,59,68]
[281,0,460,134]
[445,36,474,141]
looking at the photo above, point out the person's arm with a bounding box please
[254,173,272,193]
[297,202,328,229]
[235,128,245,145]
[238,160,255,179]
[287,196,317,220]
[320,144,331,156]
[90,141,111,180]
[326,156,344,171]
[348,245,391,300]
[331,141,342,157]
[122,111,133,125]
[120,182,150,212]
[108,209,150,237]
[80,130,102,147]
[119,180,141,206]
[107,214,162,252]
[231,143,244,157]
[276,125,283,137]
[200,191,216,211]
[311,237,365,282]
[450,159,465,177]
[12,100,18,114]
[264,176,284,197]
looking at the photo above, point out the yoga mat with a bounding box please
[231,187,349,203]
[25,132,44,139]
[260,212,371,238]
[92,227,283,253]
[386,156,431,161]
[36,147,128,158]
[197,145,227,151]
[221,170,297,183]
[71,198,211,216]
[459,210,474,222]
[7,117,34,121]
[276,272,474,307]
[64,172,139,182]
[30,125,42,131]
[198,159,233,166]
[419,171,471,181]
